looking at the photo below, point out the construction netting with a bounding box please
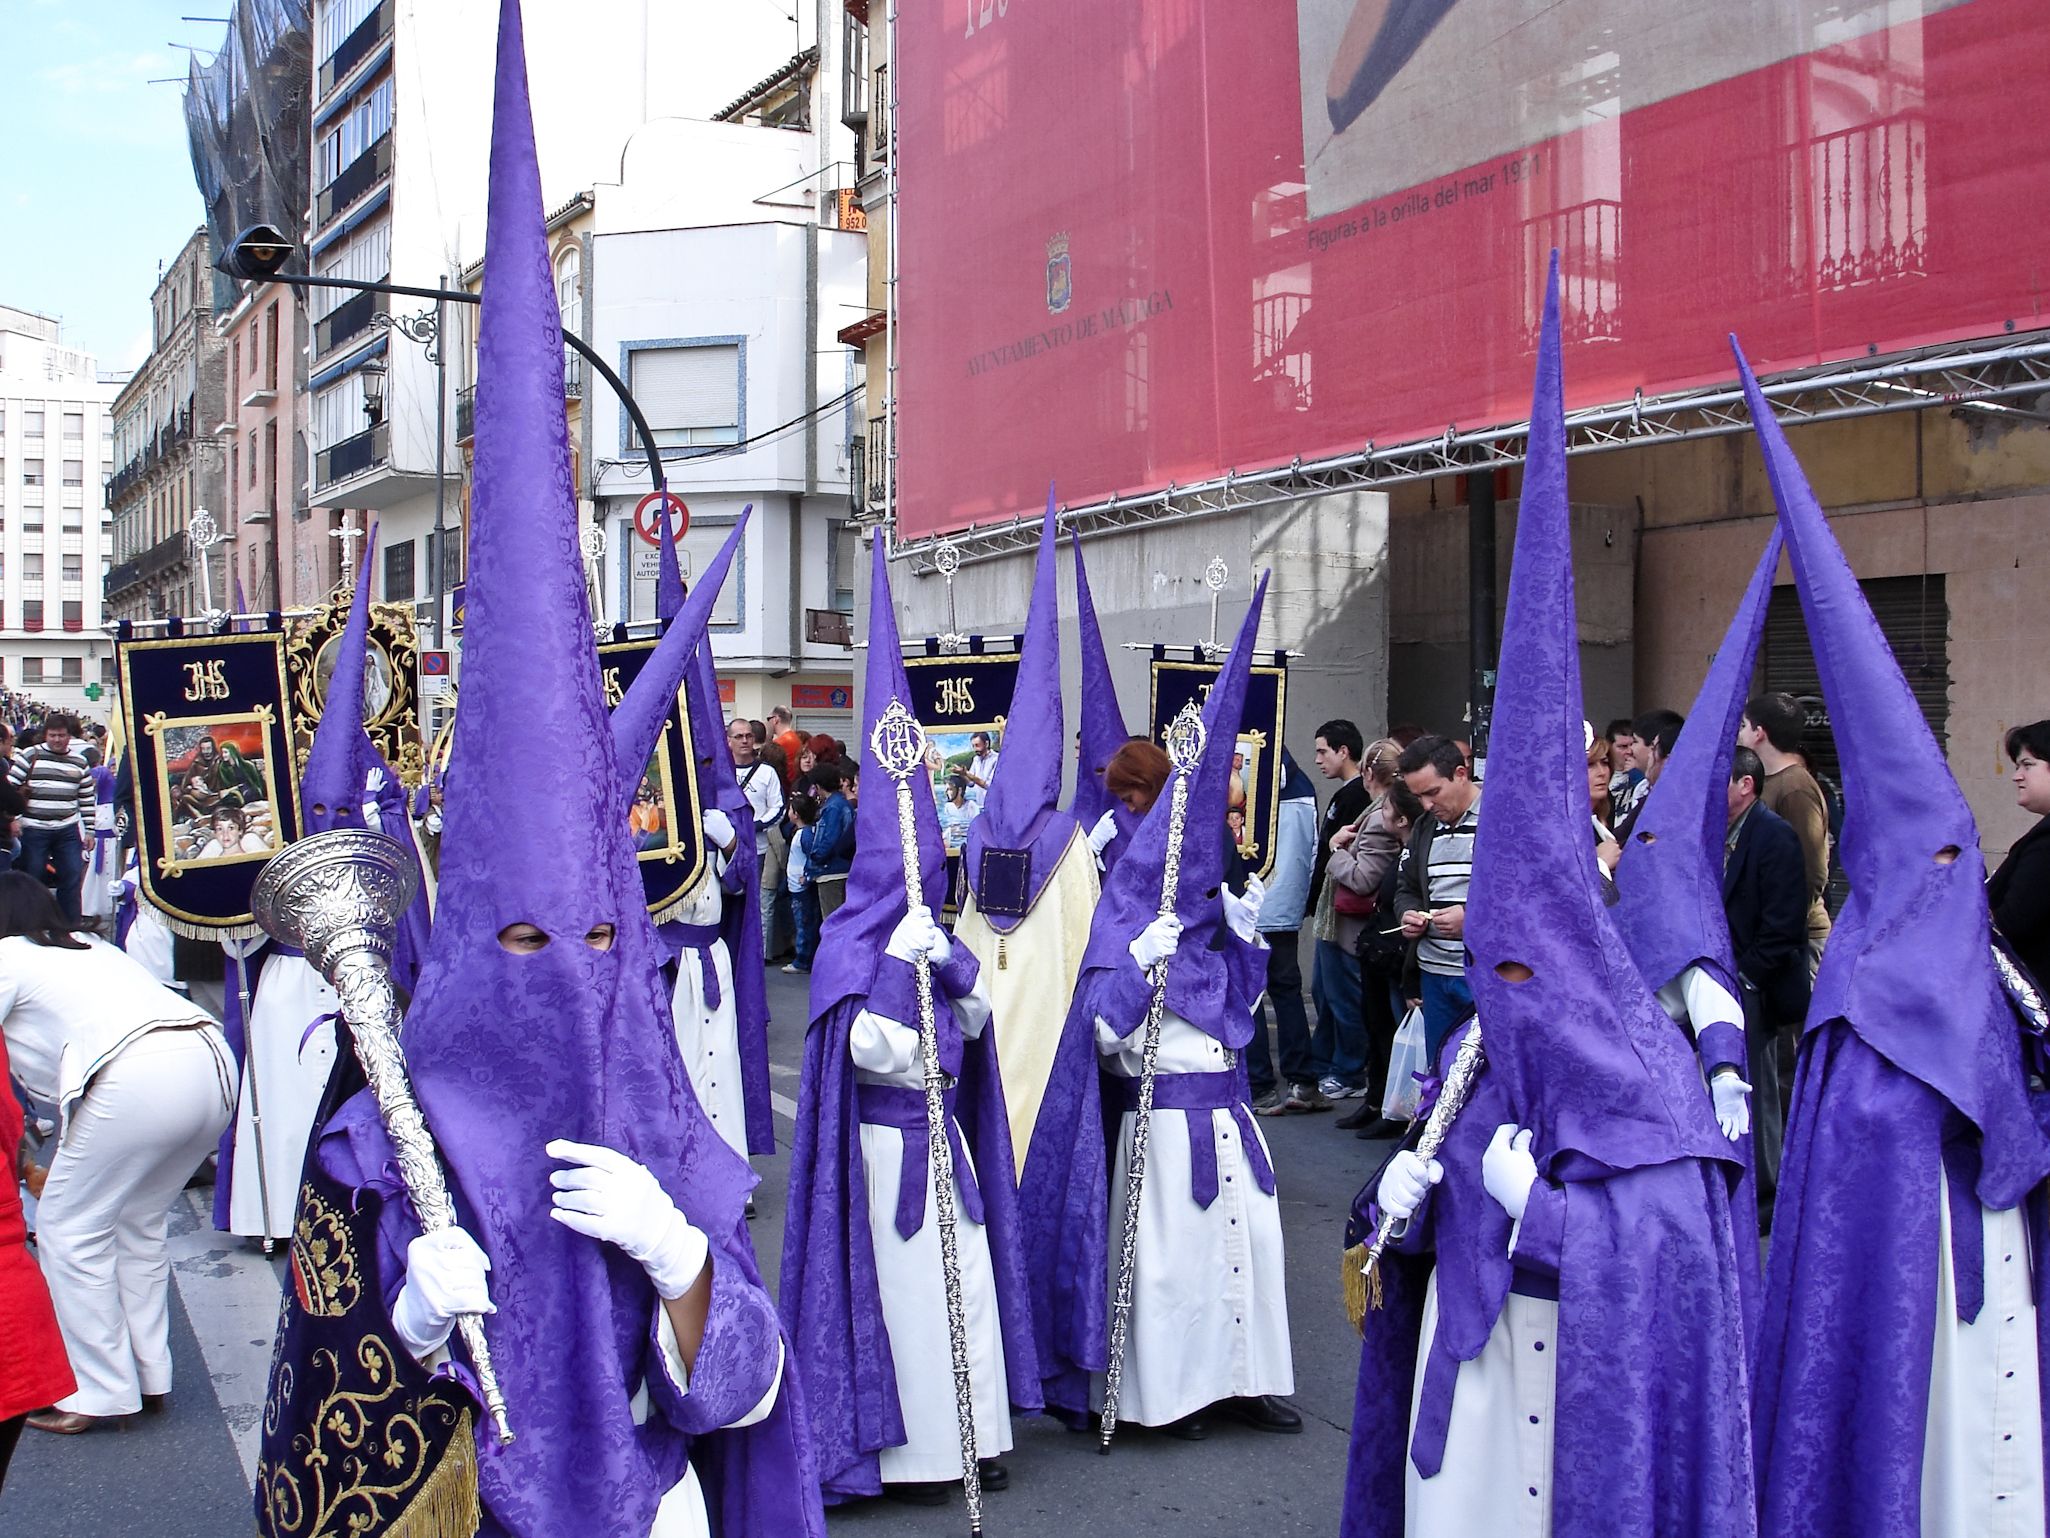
[185,0,313,271]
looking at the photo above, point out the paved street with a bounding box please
[6,962,1388,1537]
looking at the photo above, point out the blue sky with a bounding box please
[0,1,219,371]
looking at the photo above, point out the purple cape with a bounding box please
[1067,530,1138,862]
[1343,1022,1756,1537]
[964,487,1080,930]
[1735,338,2050,1532]
[1075,577,1271,1045]
[778,534,1041,1499]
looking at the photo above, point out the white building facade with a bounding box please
[0,308,123,721]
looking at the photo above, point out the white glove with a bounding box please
[1481,1124,1539,1223]
[391,1228,494,1359]
[1128,913,1183,970]
[1222,873,1265,942]
[1711,1072,1752,1141]
[701,808,737,852]
[545,1139,710,1300]
[424,810,444,836]
[1087,808,1120,854]
[1378,1149,1442,1224]
[885,904,951,965]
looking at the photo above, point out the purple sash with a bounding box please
[856,1082,985,1240]
[1115,1069,1276,1208]
[669,920,723,1011]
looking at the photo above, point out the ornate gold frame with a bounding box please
[286,590,426,789]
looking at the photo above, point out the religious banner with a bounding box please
[901,637,1022,801]
[598,634,707,921]
[1150,649,1290,881]
[116,629,305,937]
[286,590,426,789]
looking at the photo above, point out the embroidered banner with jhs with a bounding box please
[116,630,306,938]
[598,637,707,922]
[902,637,1021,801]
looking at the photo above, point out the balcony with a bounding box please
[316,423,389,491]
[564,355,585,401]
[864,416,892,511]
[104,532,191,600]
[848,434,866,514]
[316,288,387,358]
[319,0,392,100]
[316,134,393,231]
[456,385,476,445]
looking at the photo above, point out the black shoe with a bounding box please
[1160,1413,1211,1441]
[1334,1099,1377,1130]
[141,1393,168,1415]
[744,1197,757,1221]
[883,1482,952,1507]
[1219,1395,1303,1434]
[1353,1116,1408,1141]
[976,1459,1009,1491]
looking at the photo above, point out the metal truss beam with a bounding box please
[901,329,2050,574]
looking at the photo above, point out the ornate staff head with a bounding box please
[870,697,929,784]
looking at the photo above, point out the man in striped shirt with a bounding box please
[10,712,95,926]
[1393,734,1481,1061]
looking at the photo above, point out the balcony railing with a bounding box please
[1521,200,1622,347]
[316,134,393,230]
[316,288,386,358]
[564,355,585,401]
[455,385,476,444]
[319,0,392,99]
[1811,110,1928,292]
[848,434,866,514]
[864,415,892,511]
[316,423,389,491]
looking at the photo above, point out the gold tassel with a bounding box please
[998,935,1007,971]
[385,1411,481,1538]
[1342,1243,1370,1334]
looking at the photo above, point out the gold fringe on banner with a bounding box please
[161,912,266,942]
[384,1411,481,1538]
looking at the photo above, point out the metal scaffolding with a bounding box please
[900,326,2050,574]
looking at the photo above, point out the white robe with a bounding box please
[1923,1173,2045,1535]
[1405,1274,1560,1538]
[82,800,118,921]
[1096,1009,1294,1426]
[117,873,180,990]
[852,983,1013,1481]
[953,826,1099,1176]
[668,863,747,1163]
[227,953,339,1240]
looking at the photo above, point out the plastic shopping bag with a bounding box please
[1381,1006,1427,1123]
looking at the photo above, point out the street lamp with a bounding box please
[359,359,388,423]
[221,225,671,653]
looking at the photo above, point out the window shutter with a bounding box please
[631,346,739,432]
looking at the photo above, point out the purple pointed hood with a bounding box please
[611,511,749,781]
[965,487,1081,929]
[1733,340,2050,1207]
[1069,529,1133,847]
[1614,527,1782,997]
[809,535,950,1024]
[1077,575,1269,1042]
[655,493,685,622]
[300,523,383,833]
[391,6,774,1531]
[1465,257,1730,1179]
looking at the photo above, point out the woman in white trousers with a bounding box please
[0,873,233,1433]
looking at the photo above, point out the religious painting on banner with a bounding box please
[901,637,1021,802]
[286,588,426,788]
[1150,651,1289,881]
[117,629,305,937]
[597,634,706,921]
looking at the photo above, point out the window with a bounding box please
[266,301,280,388]
[629,344,741,450]
[556,245,582,337]
[101,655,116,688]
[264,421,278,499]
[249,431,259,486]
[383,537,414,601]
[830,520,857,614]
[23,554,43,581]
[61,460,82,488]
[22,460,42,486]
[22,602,43,633]
[59,656,81,683]
[21,659,42,684]
[315,75,395,188]
[61,412,82,441]
[232,337,241,382]
[62,556,82,583]
[23,409,43,438]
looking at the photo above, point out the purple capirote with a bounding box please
[299,5,825,1535]
[1342,256,1754,1538]
[778,532,1042,1500]
[1734,336,2050,1534]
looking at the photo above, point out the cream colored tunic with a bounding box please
[667,862,747,1162]
[954,825,1098,1176]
